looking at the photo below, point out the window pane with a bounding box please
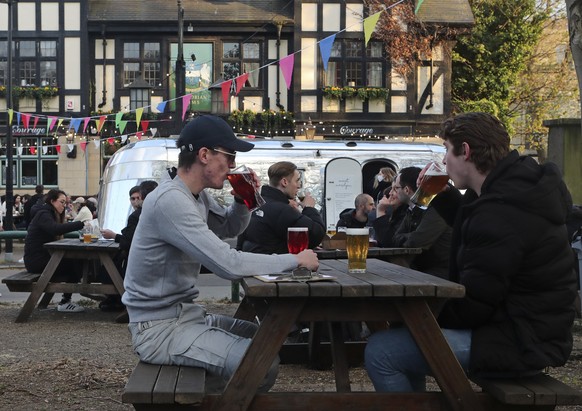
[324,62,340,87]
[19,61,36,86]
[40,61,57,86]
[21,160,38,186]
[367,42,383,58]
[20,41,36,57]
[330,42,341,58]
[42,160,58,186]
[367,62,382,87]
[346,62,362,86]
[243,43,259,59]
[124,43,139,59]
[0,61,6,86]
[243,62,260,87]
[223,43,240,58]
[144,43,160,59]
[124,62,139,87]
[223,62,240,80]
[40,41,57,57]
[41,137,58,156]
[1,161,17,186]
[143,62,160,87]
[345,41,362,58]
[0,41,6,58]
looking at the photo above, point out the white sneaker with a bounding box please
[57,301,85,313]
[18,258,24,263]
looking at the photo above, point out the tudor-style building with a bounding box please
[0,0,473,196]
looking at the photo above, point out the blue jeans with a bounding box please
[365,327,472,392]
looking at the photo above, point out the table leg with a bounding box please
[16,250,65,323]
[397,299,483,411]
[233,297,256,322]
[328,321,351,392]
[212,298,305,411]
[98,252,125,294]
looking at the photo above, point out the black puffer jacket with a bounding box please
[24,203,84,273]
[433,151,577,374]
[237,185,325,254]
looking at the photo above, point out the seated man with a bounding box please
[237,161,326,254]
[390,167,452,279]
[336,193,376,231]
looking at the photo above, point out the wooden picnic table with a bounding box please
[315,246,422,267]
[15,238,123,323]
[200,258,482,411]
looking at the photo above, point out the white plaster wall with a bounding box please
[418,66,444,115]
[301,95,317,113]
[95,65,115,112]
[41,3,59,31]
[301,38,317,90]
[346,4,363,32]
[64,37,81,89]
[302,4,318,31]
[323,4,341,32]
[64,2,81,31]
[391,96,407,113]
[18,3,36,31]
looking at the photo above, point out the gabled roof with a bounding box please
[416,0,475,26]
[88,0,293,24]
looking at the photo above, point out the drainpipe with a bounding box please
[425,38,434,110]
[98,25,108,108]
[275,20,285,111]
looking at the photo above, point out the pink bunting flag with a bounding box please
[235,73,249,95]
[136,131,143,140]
[141,120,149,132]
[22,114,30,129]
[97,115,107,133]
[29,146,37,155]
[107,137,114,146]
[55,145,61,154]
[48,116,57,131]
[80,141,87,152]
[279,54,295,90]
[83,117,91,133]
[182,94,193,121]
[221,80,233,110]
[33,116,39,128]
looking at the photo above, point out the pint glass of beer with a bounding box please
[346,228,369,273]
[226,165,266,211]
[288,227,309,254]
[410,162,449,207]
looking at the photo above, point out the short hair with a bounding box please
[354,193,372,208]
[439,112,510,173]
[35,184,44,194]
[268,161,297,186]
[139,180,158,201]
[129,186,140,197]
[44,189,66,205]
[398,167,421,192]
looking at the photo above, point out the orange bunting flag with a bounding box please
[97,115,106,133]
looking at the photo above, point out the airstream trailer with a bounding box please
[98,138,445,234]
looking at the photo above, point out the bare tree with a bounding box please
[567,0,582,128]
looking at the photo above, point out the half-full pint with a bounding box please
[346,228,369,273]
[226,165,266,211]
[288,227,309,254]
[411,164,449,207]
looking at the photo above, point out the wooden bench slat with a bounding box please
[122,362,161,404]
[2,271,40,292]
[152,365,180,404]
[530,374,582,405]
[175,366,206,404]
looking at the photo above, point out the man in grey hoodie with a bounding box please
[122,115,319,392]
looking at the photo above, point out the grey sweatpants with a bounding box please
[128,302,279,392]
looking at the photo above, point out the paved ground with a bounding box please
[0,241,234,304]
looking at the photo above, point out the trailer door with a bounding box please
[323,157,362,232]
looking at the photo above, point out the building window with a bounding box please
[122,42,161,87]
[323,40,386,88]
[0,40,58,87]
[0,136,58,188]
[222,41,261,87]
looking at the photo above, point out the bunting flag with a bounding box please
[279,54,295,90]
[42,146,48,155]
[319,34,336,71]
[364,11,382,46]
[235,73,249,95]
[150,127,157,137]
[135,107,143,130]
[82,117,90,133]
[8,109,13,125]
[71,118,82,133]
[92,139,100,149]
[415,0,425,13]
[57,118,64,130]
[119,120,128,134]
[221,80,233,110]
[156,101,167,113]
[136,131,143,140]
[22,114,30,129]
[29,146,37,155]
[55,144,61,154]
[141,120,149,132]
[67,144,74,153]
[33,116,39,128]
[48,116,57,131]
[115,112,123,128]
[17,146,23,156]
[97,115,106,133]
[16,112,21,126]
[181,94,192,120]
[121,134,128,144]
[80,141,87,152]
[107,137,114,145]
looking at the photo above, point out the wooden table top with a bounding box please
[315,246,422,259]
[44,238,120,252]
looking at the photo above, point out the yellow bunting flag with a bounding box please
[135,107,143,130]
[364,11,382,46]
[8,109,13,125]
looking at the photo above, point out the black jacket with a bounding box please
[237,185,326,254]
[433,151,577,374]
[336,209,368,230]
[373,204,408,247]
[24,203,84,273]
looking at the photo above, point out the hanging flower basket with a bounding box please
[0,86,59,99]
[322,86,345,100]
[356,87,389,101]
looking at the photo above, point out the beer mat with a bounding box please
[254,273,336,283]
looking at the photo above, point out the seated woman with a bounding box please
[24,189,89,313]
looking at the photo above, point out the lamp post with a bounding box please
[2,0,16,261]
[175,0,186,132]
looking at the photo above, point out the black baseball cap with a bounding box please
[177,115,254,153]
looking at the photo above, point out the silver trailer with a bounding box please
[98,138,445,234]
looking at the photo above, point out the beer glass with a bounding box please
[287,227,309,254]
[346,228,369,273]
[226,165,266,211]
[410,162,449,207]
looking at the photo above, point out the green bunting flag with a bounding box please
[415,0,425,14]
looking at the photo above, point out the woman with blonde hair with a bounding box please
[372,167,397,203]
